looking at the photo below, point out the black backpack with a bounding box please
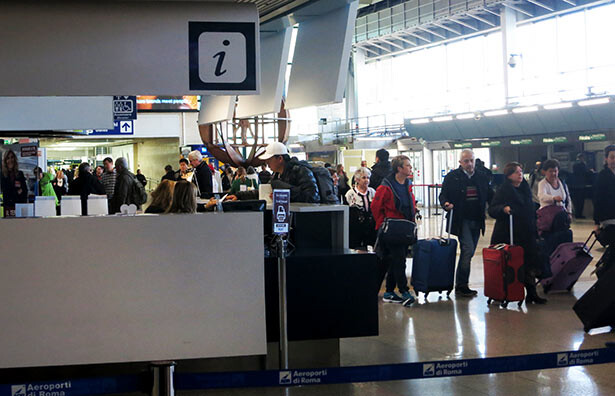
[311,166,339,204]
[131,175,148,206]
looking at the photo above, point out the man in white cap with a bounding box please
[253,142,320,203]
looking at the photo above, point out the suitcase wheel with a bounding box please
[501,301,509,308]
[517,301,523,308]
[487,298,492,305]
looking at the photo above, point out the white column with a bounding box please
[501,5,519,105]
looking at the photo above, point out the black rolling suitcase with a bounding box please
[573,265,615,332]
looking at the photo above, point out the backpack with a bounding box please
[131,175,148,206]
[311,166,339,204]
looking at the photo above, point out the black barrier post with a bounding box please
[277,235,289,370]
[272,189,291,371]
[151,361,176,396]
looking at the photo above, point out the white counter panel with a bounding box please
[0,213,265,368]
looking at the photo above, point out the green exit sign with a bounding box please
[579,133,606,141]
[480,141,501,147]
[453,142,473,148]
[511,139,533,145]
[543,136,568,144]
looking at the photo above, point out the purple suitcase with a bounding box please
[540,233,597,293]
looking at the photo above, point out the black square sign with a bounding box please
[188,22,257,91]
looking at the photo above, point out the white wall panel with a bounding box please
[0,97,113,131]
[286,2,358,109]
[236,28,292,118]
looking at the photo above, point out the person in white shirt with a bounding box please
[537,159,572,217]
[345,167,377,249]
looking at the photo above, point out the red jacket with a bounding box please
[371,177,416,230]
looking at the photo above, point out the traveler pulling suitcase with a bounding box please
[411,209,457,300]
[483,214,525,308]
[573,264,615,332]
[540,232,597,294]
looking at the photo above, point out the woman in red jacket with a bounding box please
[372,155,417,306]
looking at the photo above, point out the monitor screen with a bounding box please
[137,96,200,112]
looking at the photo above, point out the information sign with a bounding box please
[480,141,501,147]
[453,143,472,148]
[579,133,606,142]
[87,121,134,136]
[273,189,290,235]
[543,136,568,144]
[113,96,137,121]
[511,138,533,145]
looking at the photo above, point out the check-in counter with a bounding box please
[0,212,266,369]
[264,203,379,369]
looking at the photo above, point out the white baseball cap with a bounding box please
[259,142,289,160]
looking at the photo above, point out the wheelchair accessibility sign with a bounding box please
[188,22,257,92]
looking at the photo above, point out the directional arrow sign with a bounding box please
[120,121,133,133]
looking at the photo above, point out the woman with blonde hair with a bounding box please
[146,179,176,214]
[167,180,198,214]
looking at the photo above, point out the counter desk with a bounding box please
[0,212,266,370]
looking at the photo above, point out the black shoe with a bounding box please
[526,294,547,305]
[455,286,478,297]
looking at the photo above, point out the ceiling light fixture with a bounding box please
[410,118,430,124]
[543,102,573,110]
[578,97,610,107]
[512,106,539,114]
[484,109,508,117]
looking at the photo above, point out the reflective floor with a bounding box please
[187,215,615,395]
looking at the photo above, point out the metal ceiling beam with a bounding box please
[560,0,576,5]
[356,44,380,56]
[467,13,496,27]
[392,33,418,46]
[417,26,447,40]
[450,18,479,31]
[405,31,431,43]
[503,2,534,17]
[380,38,405,50]
[432,22,462,35]
[481,8,502,18]
[368,41,392,53]
[526,0,555,11]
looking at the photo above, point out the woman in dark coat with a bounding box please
[1,149,28,217]
[488,162,547,304]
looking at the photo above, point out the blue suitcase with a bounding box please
[411,210,457,300]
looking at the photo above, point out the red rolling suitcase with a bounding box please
[483,214,525,308]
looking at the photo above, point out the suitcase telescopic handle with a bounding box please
[509,213,514,246]
[441,208,453,240]
[584,231,599,253]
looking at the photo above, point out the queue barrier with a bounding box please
[2,346,614,396]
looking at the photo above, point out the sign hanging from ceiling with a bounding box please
[0,3,259,96]
[113,96,137,121]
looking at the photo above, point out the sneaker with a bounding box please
[455,286,478,297]
[383,292,404,303]
[400,291,415,306]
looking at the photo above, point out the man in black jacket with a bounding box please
[439,149,493,297]
[258,142,320,203]
[188,150,213,198]
[369,149,392,189]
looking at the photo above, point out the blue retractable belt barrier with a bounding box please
[175,347,615,390]
[0,375,144,396]
[2,348,614,395]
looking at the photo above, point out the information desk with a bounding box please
[0,213,266,369]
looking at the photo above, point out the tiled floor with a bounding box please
[186,216,615,395]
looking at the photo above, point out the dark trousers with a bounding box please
[570,188,585,217]
[381,243,410,294]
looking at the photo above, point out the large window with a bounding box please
[357,2,615,119]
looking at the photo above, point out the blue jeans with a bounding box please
[456,219,480,288]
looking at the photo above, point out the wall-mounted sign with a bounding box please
[87,121,134,136]
[480,141,501,147]
[579,133,606,142]
[453,143,473,148]
[113,96,137,121]
[510,139,533,145]
[543,137,568,144]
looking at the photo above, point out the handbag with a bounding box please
[379,218,417,246]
